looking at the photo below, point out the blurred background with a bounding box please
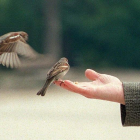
[1,0,140,68]
[1,0,140,140]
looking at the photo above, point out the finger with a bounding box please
[64,80,93,98]
[55,80,85,93]
[54,80,64,86]
[54,80,74,91]
[85,69,100,81]
[55,80,91,98]
[64,80,86,94]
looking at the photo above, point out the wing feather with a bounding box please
[13,53,17,68]
[0,53,5,63]
[5,53,10,68]
[9,53,14,68]
[2,53,8,66]
[15,41,38,59]
[0,43,16,52]
[47,62,69,79]
[0,32,38,68]
[0,52,21,68]
[15,53,21,68]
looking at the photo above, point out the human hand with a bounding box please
[54,69,125,105]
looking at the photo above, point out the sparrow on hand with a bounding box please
[37,57,70,96]
[0,31,38,68]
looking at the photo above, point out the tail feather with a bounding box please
[37,80,50,96]
[37,87,47,96]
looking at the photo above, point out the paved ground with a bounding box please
[0,68,140,140]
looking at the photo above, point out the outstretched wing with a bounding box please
[0,42,21,68]
[14,40,38,59]
[0,32,15,44]
[0,52,20,68]
[0,41,38,68]
[0,31,39,68]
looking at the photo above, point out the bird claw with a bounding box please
[60,80,64,86]
[53,80,64,86]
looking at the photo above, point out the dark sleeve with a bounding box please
[121,82,140,126]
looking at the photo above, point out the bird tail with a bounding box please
[37,81,50,96]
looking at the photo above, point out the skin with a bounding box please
[54,69,125,105]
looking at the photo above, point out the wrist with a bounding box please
[118,82,125,105]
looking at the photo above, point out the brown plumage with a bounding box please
[0,31,38,68]
[37,57,70,96]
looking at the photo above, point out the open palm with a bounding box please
[55,69,124,104]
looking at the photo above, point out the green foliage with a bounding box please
[62,0,140,68]
[1,0,140,68]
[0,0,44,53]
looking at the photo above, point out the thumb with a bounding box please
[85,69,100,81]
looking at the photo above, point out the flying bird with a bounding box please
[37,57,70,96]
[0,31,38,68]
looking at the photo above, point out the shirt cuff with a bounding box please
[121,82,140,126]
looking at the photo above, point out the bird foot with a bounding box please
[60,80,64,86]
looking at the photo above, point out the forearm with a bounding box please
[121,82,140,126]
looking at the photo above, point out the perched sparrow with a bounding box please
[37,57,70,96]
[0,31,38,68]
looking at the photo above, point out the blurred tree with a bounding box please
[61,0,140,68]
[43,0,62,60]
[0,0,44,53]
[1,0,140,69]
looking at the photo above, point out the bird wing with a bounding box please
[0,32,14,43]
[0,52,20,68]
[0,40,21,68]
[0,43,16,52]
[14,40,38,59]
[47,62,69,79]
[0,40,38,68]
[0,32,38,68]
